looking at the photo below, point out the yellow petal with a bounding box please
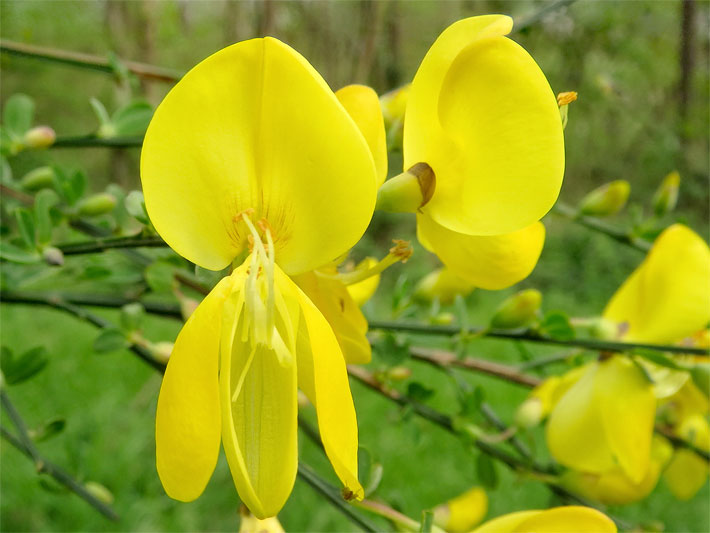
[219,266,299,518]
[405,16,563,235]
[281,272,364,499]
[155,275,234,502]
[417,215,545,290]
[512,507,617,533]
[441,486,488,532]
[336,84,388,187]
[471,510,539,533]
[664,448,709,500]
[546,356,656,483]
[293,271,371,365]
[141,37,376,273]
[346,257,380,306]
[603,224,710,344]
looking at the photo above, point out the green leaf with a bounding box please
[373,332,410,366]
[31,418,66,442]
[634,350,682,370]
[34,189,58,246]
[0,242,41,263]
[111,101,153,136]
[1,346,48,385]
[93,329,128,353]
[407,381,434,403]
[476,453,498,490]
[14,207,36,249]
[459,386,485,418]
[3,94,35,138]
[125,190,149,224]
[89,98,111,126]
[120,302,145,333]
[145,261,180,293]
[539,310,575,341]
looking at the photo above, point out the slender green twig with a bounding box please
[517,350,584,371]
[370,320,708,356]
[297,462,380,533]
[53,136,144,149]
[0,39,182,82]
[552,203,652,253]
[656,425,710,462]
[58,234,167,255]
[0,396,120,521]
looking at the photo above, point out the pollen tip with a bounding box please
[390,239,413,263]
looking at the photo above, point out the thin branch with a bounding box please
[552,203,652,253]
[0,398,120,521]
[52,136,144,149]
[410,346,542,388]
[0,39,182,82]
[297,462,379,533]
[369,320,707,356]
[57,234,167,255]
[656,424,710,462]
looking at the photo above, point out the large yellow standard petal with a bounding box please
[219,266,300,518]
[336,84,388,187]
[155,275,234,502]
[280,272,364,500]
[472,507,616,533]
[546,356,656,482]
[405,15,564,236]
[603,224,710,344]
[293,271,371,364]
[141,37,376,274]
[417,215,545,290]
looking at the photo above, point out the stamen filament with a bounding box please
[325,240,413,286]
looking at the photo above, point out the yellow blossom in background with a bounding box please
[414,267,475,304]
[471,506,616,533]
[238,506,285,533]
[142,37,377,517]
[346,257,380,306]
[433,486,488,532]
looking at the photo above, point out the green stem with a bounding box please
[351,499,420,532]
[53,136,143,149]
[57,234,167,255]
[0,39,181,82]
[0,395,120,521]
[552,202,652,253]
[369,320,708,356]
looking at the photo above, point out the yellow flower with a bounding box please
[433,486,488,532]
[602,224,710,344]
[142,38,376,517]
[376,15,563,290]
[414,267,475,304]
[471,506,616,533]
[239,506,285,533]
[346,257,380,306]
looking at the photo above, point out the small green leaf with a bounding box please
[125,190,149,224]
[89,98,111,126]
[634,350,682,370]
[14,207,36,249]
[374,332,410,366]
[3,94,35,138]
[476,453,498,490]
[459,386,485,418]
[111,101,153,136]
[145,261,180,293]
[407,381,434,403]
[93,329,128,353]
[34,189,58,246]
[2,346,48,385]
[0,242,40,263]
[539,310,575,341]
[31,418,66,442]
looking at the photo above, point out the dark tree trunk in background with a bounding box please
[678,0,696,143]
[223,0,242,44]
[355,1,383,85]
[256,0,276,37]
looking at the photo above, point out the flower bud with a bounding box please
[20,166,55,191]
[386,366,412,381]
[433,487,487,533]
[375,162,435,213]
[76,193,117,217]
[150,342,174,365]
[514,397,544,428]
[22,126,56,149]
[84,481,114,504]
[120,302,145,333]
[490,289,542,330]
[414,268,474,305]
[239,505,285,533]
[578,180,630,217]
[589,317,621,340]
[652,171,680,217]
[380,84,410,126]
[42,246,64,266]
[431,312,455,325]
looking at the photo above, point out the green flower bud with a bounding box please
[652,171,680,217]
[42,246,64,266]
[431,312,455,325]
[578,180,630,217]
[84,481,114,505]
[22,126,56,149]
[514,397,543,428]
[589,317,621,340]
[20,166,55,191]
[490,289,542,330]
[150,341,174,365]
[375,162,435,213]
[386,366,412,381]
[76,193,117,217]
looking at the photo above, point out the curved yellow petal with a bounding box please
[405,16,563,235]
[664,448,709,500]
[155,275,234,502]
[336,84,388,187]
[219,266,299,518]
[141,37,376,273]
[282,273,363,499]
[442,486,488,532]
[471,510,540,533]
[417,215,545,290]
[346,257,380,306]
[293,271,371,365]
[512,506,617,533]
[603,224,710,344]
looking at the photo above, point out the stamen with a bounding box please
[326,239,413,286]
[232,342,258,402]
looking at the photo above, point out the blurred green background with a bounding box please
[1,1,709,532]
